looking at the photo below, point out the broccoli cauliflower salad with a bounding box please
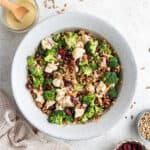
[26,30,121,125]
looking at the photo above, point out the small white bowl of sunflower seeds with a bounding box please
[137,110,150,145]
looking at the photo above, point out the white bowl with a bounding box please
[11,12,137,140]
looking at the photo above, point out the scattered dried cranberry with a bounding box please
[35,52,40,58]
[64,80,72,88]
[26,83,32,90]
[65,53,72,60]
[44,72,52,79]
[65,108,72,116]
[58,48,66,56]
[46,85,52,90]
[71,97,79,105]
[96,47,101,52]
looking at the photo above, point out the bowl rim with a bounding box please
[11,12,137,140]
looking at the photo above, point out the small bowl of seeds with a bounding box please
[137,110,150,145]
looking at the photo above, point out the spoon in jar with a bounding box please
[0,0,28,22]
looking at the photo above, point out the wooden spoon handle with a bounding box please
[0,0,18,11]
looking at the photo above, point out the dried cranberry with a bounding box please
[64,80,72,87]
[65,53,72,60]
[44,72,52,79]
[26,83,32,90]
[35,52,40,58]
[65,108,72,116]
[46,85,52,90]
[71,97,79,105]
[58,48,66,56]
[132,145,137,150]
[136,144,143,150]
[123,143,132,150]
[96,47,101,52]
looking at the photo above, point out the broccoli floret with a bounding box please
[48,110,74,124]
[64,115,74,123]
[48,110,66,125]
[85,40,98,55]
[101,72,119,85]
[32,76,44,89]
[27,56,36,67]
[27,56,43,76]
[44,48,56,62]
[37,44,45,56]
[108,87,118,99]
[43,89,56,101]
[108,56,119,67]
[94,55,100,63]
[81,114,89,123]
[33,66,43,77]
[27,56,44,88]
[53,34,66,48]
[81,106,104,123]
[94,106,104,114]
[74,83,84,91]
[63,32,78,49]
[80,66,93,76]
[82,94,96,106]
[58,69,64,74]
[81,106,95,123]
[99,40,111,55]
[79,60,88,66]
[89,61,98,70]
[53,33,61,42]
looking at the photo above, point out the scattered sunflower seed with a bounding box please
[145,86,150,89]
[140,67,145,70]
[131,115,134,120]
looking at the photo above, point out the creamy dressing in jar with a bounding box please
[5,0,37,30]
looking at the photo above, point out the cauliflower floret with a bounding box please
[41,36,56,50]
[45,101,55,109]
[96,81,107,97]
[72,48,85,60]
[52,78,64,87]
[82,34,92,44]
[56,95,74,110]
[55,104,63,110]
[86,84,95,93]
[61,96,74,108]
[76,41,84,48]
[75,108,85,118]
[56,88,67,102]
[33,89,45,104]
[75,66,79,72]
[79,30,92,44]
[45,63,58,73]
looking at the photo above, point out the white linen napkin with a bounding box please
[0,90,72,150]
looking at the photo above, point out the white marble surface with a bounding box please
[0,0,150,149]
